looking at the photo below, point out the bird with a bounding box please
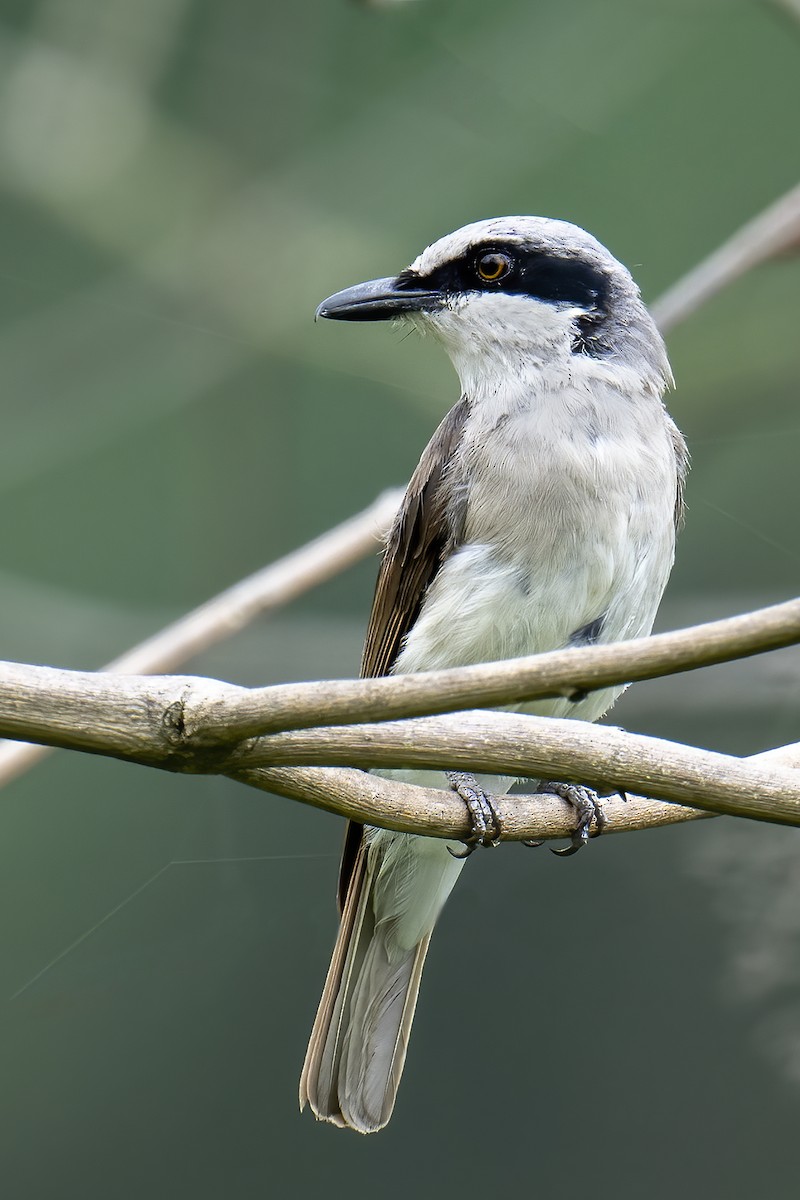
[299,216,688,1134]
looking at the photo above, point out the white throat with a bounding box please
[419,292,580,402]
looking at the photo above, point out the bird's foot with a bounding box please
[446,772,501,858]
[526,782,607,857]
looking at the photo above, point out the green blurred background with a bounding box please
[0,0,799,1195]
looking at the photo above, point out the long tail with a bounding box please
[300,830,463,1133]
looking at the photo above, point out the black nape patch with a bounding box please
[569,614,606,646]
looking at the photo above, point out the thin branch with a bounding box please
[231,765,714,840]
[764,0,800,32]
[1,657,800,833]
[0,655,716,838]
[102,489,403,675]
[233,711,800,827]
[3,602,797,760]
[178,597,800,741]
[0,490,402,787]
[651,181,800,333]
[234,736,800,841]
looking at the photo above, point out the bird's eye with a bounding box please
[475,252,512,283]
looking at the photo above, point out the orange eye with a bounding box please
[476,252,511,283]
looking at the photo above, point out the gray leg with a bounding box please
[534,782,607,857]
[446,772,501,858]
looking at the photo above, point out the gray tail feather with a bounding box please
[299,843,431,1134]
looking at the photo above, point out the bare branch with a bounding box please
[0,661,236,767]
[180,597,800,741]
[764,0,800,31]
[235,736,800,842]
[0,656,719,839]
[232,765,714,841]
[652,181,800,333]
[233,711,800,827]
[1,653,800,835]
[4,602,797,760]
[0,490,402,787]
[102,489,402,676]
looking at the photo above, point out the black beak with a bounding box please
[315,276,442,322]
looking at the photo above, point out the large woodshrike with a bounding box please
[299,216,687,1134]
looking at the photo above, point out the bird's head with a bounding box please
[316,216,670,395]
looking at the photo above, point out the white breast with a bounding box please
[395,365,678,725]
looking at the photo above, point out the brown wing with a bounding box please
[670,420,690,530]
[337,394,471,909]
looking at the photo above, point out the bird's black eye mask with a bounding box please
[396,243,611,356]
[396,244,610,312]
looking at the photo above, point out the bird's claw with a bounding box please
[446,772,501,858]
[535,782,607,856]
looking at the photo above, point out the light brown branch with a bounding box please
[236,736,800,841]
[231,765,714,840]
[102,489,403,675]
[233,711,800,828]
[764,0,800,31]
[180,597,800,741]
[651,181,800,333]
[0,490,402,787]
[0,595,797,759]
[0,658,799,834]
